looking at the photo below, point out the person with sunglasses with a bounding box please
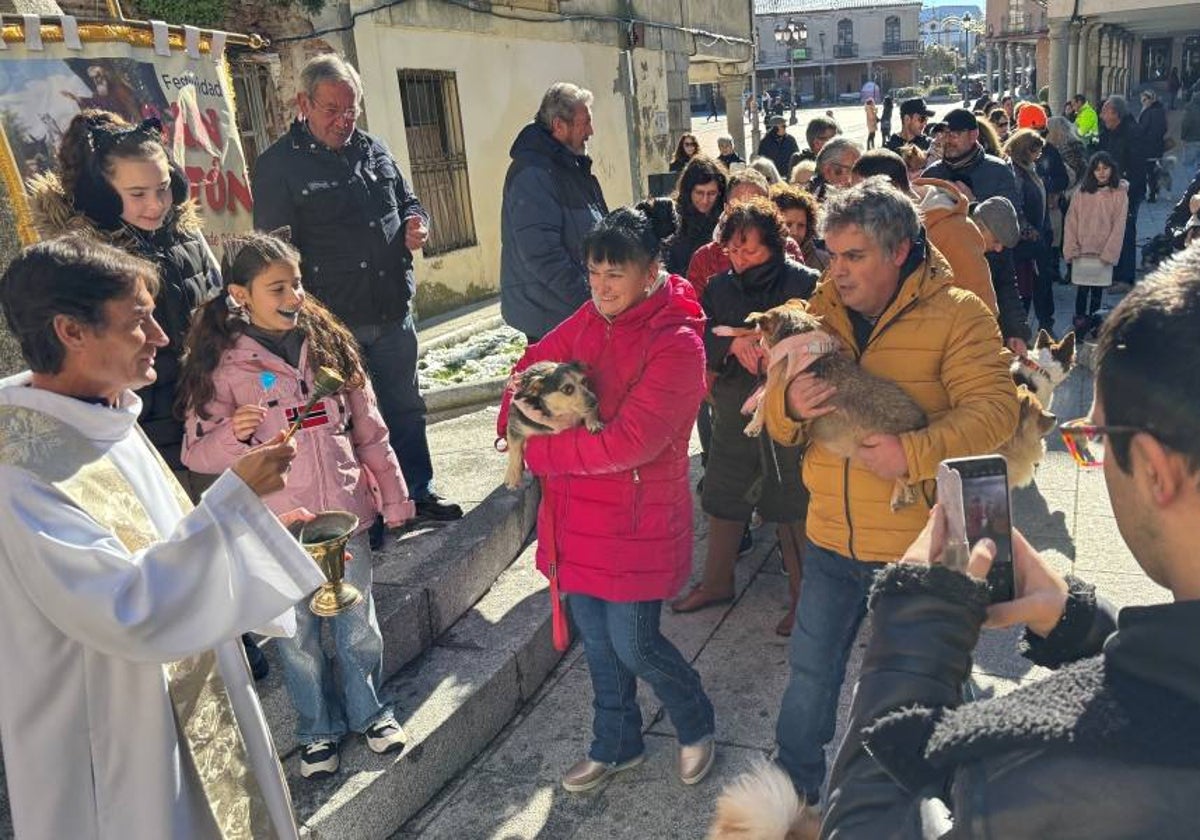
[253,54,464,528]
[883,97,935,153]
[820,245,1200,840]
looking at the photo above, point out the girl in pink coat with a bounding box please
[498,208,716,793]
[177,232,413,781]
[1064,151,1128,337]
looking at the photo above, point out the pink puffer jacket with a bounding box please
[1063,181,1129,267]
[498,274,707,602]
[181,334,414,530]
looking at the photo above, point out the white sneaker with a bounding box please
[364,714,407,755]
[299,740,339,779]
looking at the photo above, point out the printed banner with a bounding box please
[0,21,252,262]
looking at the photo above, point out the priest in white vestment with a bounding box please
[0,236,326,839]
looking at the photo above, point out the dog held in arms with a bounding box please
[720,299,927,510]
[503,361,603,489]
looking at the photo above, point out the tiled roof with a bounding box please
[756,0,921,14]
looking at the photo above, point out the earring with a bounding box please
[226,293,250,324]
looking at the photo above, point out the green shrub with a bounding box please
[928,84,957,97]
[890,86,924,100]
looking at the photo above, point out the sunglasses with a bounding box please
[1058,418,1152,467]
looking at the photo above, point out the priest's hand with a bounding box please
[232,431,298,496]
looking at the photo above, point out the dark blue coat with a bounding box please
[252,120,427,328]
[500,122,608,340]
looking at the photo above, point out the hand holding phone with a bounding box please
[936,455,1015,604]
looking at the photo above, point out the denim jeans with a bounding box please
[352,315,435,500]
[568,595,715,764]
[276,532,391,742]
[775,543,877,799]
[1114,194,1141,285]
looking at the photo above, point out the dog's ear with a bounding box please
[518,369,546,396]
[1035,328,1052,350]
[1053,331,1076,362]
[563,361,587,376]
[1037,409,1058,435]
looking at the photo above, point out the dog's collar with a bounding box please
[1017,354,1053,381]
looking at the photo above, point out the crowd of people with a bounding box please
[1,47,1198,840]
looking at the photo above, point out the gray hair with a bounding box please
[749,156,782,185]
[536,83,594,130]
[1045,115,1078,148]
[301,53,363,102]
[818,176,919,256]
[816,137,862,174]
[718,135,734,146]
[1140,88,1157,102]
[1105,94,1129,119]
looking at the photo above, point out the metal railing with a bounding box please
[834,42,858,59]
[882,40,920,55]
[397,70,478,257]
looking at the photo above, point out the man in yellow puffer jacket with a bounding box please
[764,178,1019,830]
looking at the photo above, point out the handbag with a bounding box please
[1072,255,1113,287]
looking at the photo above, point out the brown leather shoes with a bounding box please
[561,754,644,793]
[679,735,716,785]
[670,584,734,614]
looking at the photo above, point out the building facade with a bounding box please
[983,0,1048,97]
[754,0,922,106]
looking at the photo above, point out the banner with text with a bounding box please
[0,22,251,257]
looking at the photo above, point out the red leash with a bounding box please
[540,477,570,651]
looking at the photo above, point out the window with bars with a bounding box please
[230,60,280,172]
[397,70,477,256]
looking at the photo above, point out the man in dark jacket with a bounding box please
[1099,95,1146,288]
[757,116,801,178]
[883,97,934,153]
[924,108,1031,354]
[821,248,1200,839]
[252,53,462,523]
[500,83,608,343]
[1138,89,1169,202]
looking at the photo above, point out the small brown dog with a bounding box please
[998,385,1057,488]
[504,361,603,489]
[731,299,928,509]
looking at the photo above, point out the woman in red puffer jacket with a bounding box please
[498,207,716,794]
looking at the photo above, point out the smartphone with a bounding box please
[937,455,1014,603]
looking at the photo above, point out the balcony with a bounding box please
[834,42,858,59]
[882,40,920,55]
[999,13,1047,35]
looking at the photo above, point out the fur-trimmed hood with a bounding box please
[25,170,204,247]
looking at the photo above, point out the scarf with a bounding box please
[939,142,984,172]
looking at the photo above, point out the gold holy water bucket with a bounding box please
[289,511,363,617]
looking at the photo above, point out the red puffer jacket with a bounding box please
[498,274,706,602]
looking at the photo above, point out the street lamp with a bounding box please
[774,18,808,124]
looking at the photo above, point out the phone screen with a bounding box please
[936,458,1012,604]
[947,457,1014,603]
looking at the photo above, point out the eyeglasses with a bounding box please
[312,99,361,122]
[1058,418,1152,467]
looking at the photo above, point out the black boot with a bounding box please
[242,634,269,681]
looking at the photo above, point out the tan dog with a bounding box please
[726,299,928,510]
[504,361,603,489]
[998,385,1057,488]
[708,761,819,840]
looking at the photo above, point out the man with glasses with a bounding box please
[810,137,862,202]
[924,108,1032,356]
[820,246,1200,839]
[500,82,608,343]
[253,54,463,525]
[884,97,934,153]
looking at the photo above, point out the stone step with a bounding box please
[288,542,561,839]
[255,479,540,760]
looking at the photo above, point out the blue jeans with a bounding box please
[775,543,877,799]
[276,532,391,742]
[352,315,435,500]
[568,595,715,764]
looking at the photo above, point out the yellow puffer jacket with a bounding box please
[764,249,1018,562]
